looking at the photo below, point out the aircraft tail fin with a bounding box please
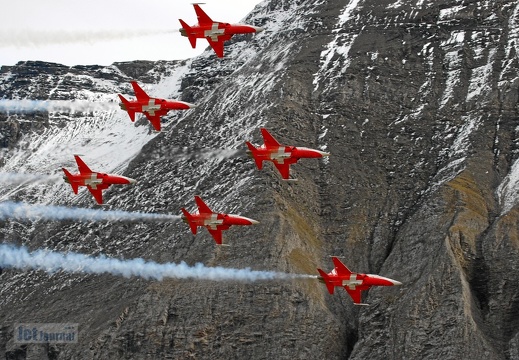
[246,141,263,170]
[62,168,79,194]
[181,208,198,235]
[317,268,335,295]
[179,19,197,48]
[118,94,135,121]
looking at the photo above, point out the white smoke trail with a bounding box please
[0,202,179,222]
[0,100,118,113]
[0,244,315,281]
[196,148,246,160]
[0,29,178,48]
[150,147,247,161]
[0,173,61,185]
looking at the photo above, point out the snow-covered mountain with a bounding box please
[2,0,519,358]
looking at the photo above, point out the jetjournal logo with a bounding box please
[15,323,78,344]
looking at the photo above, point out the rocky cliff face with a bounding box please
[1,0,519,358]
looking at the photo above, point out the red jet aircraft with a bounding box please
[62,155,136,205]
[246,128,330,180]
[179,4,264,58]
[181,195,259,245]
[317,257,402,305]
[118,81,196,132]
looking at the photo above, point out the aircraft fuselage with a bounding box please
[180,22,263,40]
[63,172,135,188]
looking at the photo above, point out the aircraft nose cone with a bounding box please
[252,26,265,33]
[128,178,137,184]
[318,150,330,157]
[240,216,259,225]
[178,101,197,109]
[392,280,402,286]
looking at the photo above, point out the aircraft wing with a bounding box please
[194,4,213,26]
[332,257,352,276]
[130,81,150,101]
[74,155,93,174]
[143,113,162,132]
[345,288,363,305]
[194,196,214,214]
[273,162,291,180]
[207,228,223,245]
[206,38,225,58]
[87,186,104,205]
[260,128,281,147]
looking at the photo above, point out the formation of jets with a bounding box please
[317,257,402,305]
[4,3,403,307]
[181,196,259,244]
[179,4,264,58]
[117,3,263,131]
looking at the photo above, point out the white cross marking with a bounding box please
[204,23,225,41]
[204,214,223,229]
[142,99,161,116]
[271,147,291,164]
[84,173,102,189]
[342,274,363,290]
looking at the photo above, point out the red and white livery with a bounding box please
[62,155,136,205]
[246,128,330,180]
[118,81,196,132]
[181,196,259,245]
[317,257,402,305]
[179,4,264,58]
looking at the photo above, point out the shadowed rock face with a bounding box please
[1,0,519,358]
